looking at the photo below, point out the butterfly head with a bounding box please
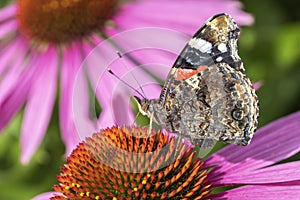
[134,96,151,117]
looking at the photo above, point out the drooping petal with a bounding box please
[59,45,82,151]
[214,161,300,185]
[211,183,300,200]
[81,37,116,107]
[31,192,60,200]
[81,38,135,126]
[21,47,58,164]
[59,43,96,155]
[206,111,300,181]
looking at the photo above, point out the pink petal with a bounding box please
[215,161,300,185]
[114,0,253,35]
[253,81,263,90]
[0,38,24,75]
[98,109,117,129]
[0,61,36,132]
[72,55,97,140]
[106,55,165,98]
[111,92,135,125]
[83,38,119,107]
[0,18,17,39]
[0,77,30,132]
[0,39,29,102]
[123,49,178,80]
[105,27,188,79]
[59,46,82,150]
[59,43,95,155]
[0,4,16,21]
[95,75,135,127]
[82,37,137,126]
[31,192,60,200]
[212,184,300,200]
[206,111,300,180]
[21,47,58,164]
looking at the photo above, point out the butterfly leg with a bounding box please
[147,111,154,137]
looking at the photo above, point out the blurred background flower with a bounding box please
[0,0,299,199]
[33,111,300,199]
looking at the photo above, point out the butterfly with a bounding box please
[135,13,259,147]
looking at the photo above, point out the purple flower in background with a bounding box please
[0,0,253,164]
[33,111,300,199]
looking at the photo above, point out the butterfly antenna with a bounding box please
[116,51,147,98]
[107,68,145,98]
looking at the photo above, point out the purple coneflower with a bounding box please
[0,0,253,164]
[33,111,300,199]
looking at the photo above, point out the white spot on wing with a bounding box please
[216,56,223,62]
[219,35,226,42]
[217,43,227,53]
[188,38,212,53]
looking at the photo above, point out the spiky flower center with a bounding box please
[51,126,213,199]
[17,0,119,44]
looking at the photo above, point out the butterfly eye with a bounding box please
[142,102,150,111]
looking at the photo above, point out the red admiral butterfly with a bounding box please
[135,13,259,147]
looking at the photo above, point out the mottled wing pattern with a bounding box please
[169,62,258,146]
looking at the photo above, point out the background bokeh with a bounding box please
[0,0,299,199]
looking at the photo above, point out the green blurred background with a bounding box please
[0,0,299,199]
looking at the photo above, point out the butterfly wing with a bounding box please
[170,62,258,145]
[158,13,258,145]
[137,13,258,147]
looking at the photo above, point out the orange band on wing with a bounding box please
[175,65,208,81]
